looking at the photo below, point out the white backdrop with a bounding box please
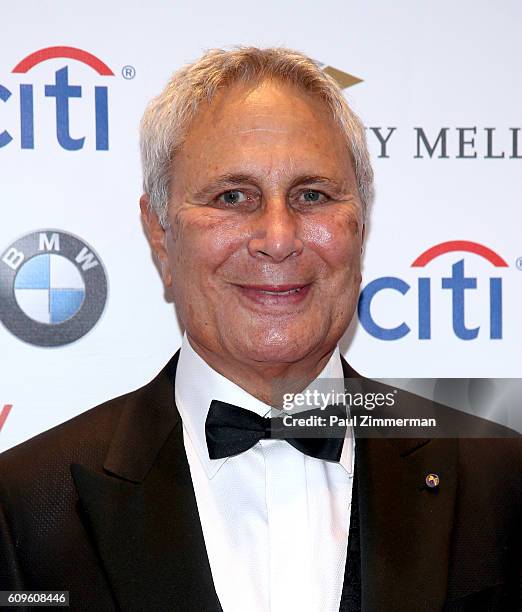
[1,0,521,451]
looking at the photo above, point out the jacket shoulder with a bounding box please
[1,395,122,480]
[0,354,178,492]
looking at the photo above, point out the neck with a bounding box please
[186,334,337,407]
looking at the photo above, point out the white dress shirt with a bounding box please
[174,333,355,612]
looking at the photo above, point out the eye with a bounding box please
[298,190,329,204]
[217,189,248,206]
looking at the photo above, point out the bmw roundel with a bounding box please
[0,230,108,347]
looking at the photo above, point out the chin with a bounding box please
[230,328,321,365]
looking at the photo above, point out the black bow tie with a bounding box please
[205,399,347,462]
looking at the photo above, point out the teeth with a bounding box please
[260,288,301,295]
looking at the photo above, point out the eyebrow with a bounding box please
[190,173,346,201]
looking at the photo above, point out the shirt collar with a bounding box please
[174,332,353,479]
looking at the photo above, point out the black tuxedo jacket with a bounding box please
[0,352,520,611]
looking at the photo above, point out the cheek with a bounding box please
[169,208,249,279]
[302,209,362,269]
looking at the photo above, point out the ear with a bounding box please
[140,194,172,287]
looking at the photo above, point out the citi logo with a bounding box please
[0,46,114,151]
[358,241,509,341]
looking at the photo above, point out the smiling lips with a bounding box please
[236,283,312,306]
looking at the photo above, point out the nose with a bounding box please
[247,199,304,262]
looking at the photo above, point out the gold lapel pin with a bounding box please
[425,473,440,488]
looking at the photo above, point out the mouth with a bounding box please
[234,283,312,307]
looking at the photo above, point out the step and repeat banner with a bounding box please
[1,1,521,451]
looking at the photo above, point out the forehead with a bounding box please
[176,78,352,178]
[196,78,335,130]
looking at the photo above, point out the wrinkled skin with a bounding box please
[141,78,364,404]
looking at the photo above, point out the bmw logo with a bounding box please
[0,230,108,347]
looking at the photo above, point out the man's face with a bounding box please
[147,78,364,366]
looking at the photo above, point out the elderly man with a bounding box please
[0,47,520,612]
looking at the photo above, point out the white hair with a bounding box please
[140,45,374,227]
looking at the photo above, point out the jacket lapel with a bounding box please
[342,357,458,611]
[71,351,222,611]
[356,435,457,611]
